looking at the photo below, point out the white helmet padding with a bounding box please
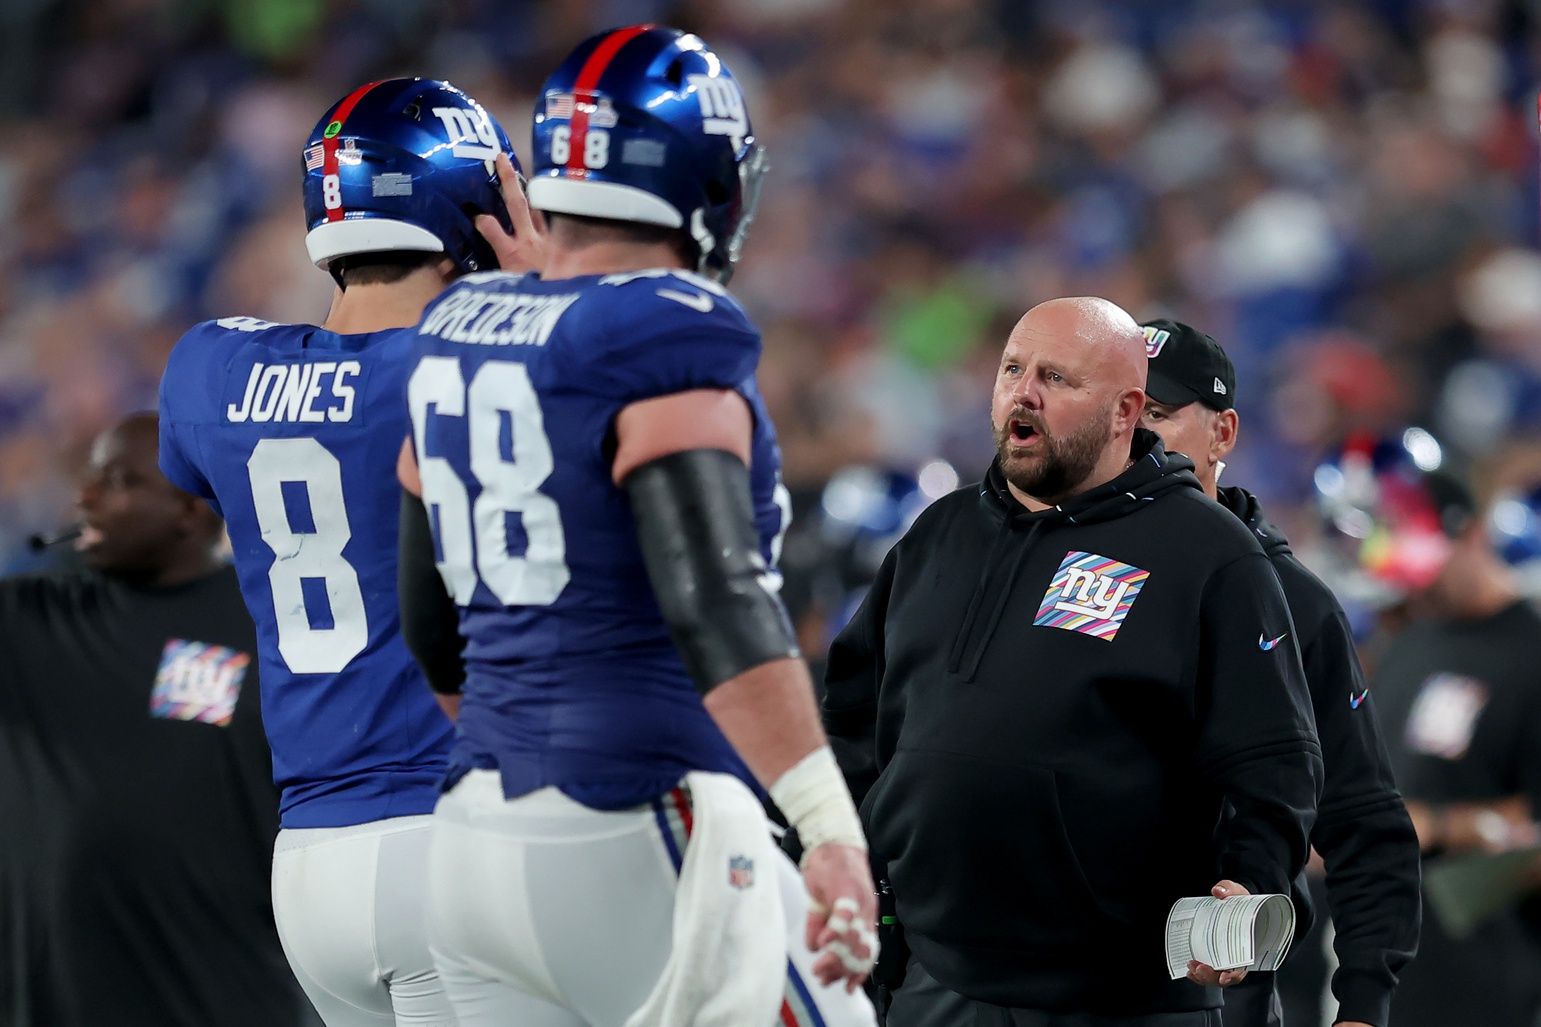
[527,177,684,229]
[305,218,446,269]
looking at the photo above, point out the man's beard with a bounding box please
[993,403,1113,503]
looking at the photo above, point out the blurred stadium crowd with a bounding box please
[3,0,1541,578]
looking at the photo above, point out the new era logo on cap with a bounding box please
[1214,377,1227,396]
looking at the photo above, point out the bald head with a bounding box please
[1010,296,1148,392]
[991,296,1149,508]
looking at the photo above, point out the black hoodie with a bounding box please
[1216,486,1421,1027]
[824,431,1323,1014]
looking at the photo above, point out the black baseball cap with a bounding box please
[1140,318,1236,411]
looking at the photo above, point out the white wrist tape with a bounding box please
[769,746,866,855]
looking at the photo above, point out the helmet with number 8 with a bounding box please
[528,25,768,282]
[302,78,518,279]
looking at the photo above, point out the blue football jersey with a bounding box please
[158,318,452,828]
[407,268,790,810]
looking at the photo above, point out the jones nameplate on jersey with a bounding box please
[226,360,363,424]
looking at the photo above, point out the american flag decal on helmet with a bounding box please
[304,145,325,171]
[547,91,618,128]
[546,92,575,119]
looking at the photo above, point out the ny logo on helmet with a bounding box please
[432,106,500,162]
[688,74,747,150]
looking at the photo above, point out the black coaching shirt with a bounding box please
[0,564,306,1027]
[1369,600,1541,1027]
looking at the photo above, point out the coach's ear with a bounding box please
[1112,386,1145,437]
[1211,408,1239,464]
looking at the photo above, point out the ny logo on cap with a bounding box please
[1143,326,1171,358]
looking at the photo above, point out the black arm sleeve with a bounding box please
[623,449,799,693]
[398,490,465,696]
[1305,603,1422,1027]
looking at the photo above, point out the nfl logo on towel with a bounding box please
[727,855,755,890]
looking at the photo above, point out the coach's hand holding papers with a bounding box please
[1171,881,1295,988]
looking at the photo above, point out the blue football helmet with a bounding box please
[302,78,516,277]
[528,25,768,282]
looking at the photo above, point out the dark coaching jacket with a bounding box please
[824,430,1324,1015]
[1219,486,1421,1027]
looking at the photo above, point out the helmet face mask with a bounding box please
[527,26,768,282]
[718,141,769,282]
[301,78,518,281]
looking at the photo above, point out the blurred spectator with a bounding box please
[3,0,1541,563]
[0,413,310,1026]
[1315,429,1541,1027]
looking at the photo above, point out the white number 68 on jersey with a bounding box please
[408,357,571,606]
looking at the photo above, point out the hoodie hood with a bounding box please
[1217,484,1291,558]
[949,430,1202,681]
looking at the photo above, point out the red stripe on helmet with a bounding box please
[566,25,653,178]
[321,79,385,223]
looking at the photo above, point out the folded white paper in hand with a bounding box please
[1164,894,1295,980]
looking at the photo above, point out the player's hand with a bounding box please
[477,152,548,273]
[1185,880,1250,988]
[801,841,878,992]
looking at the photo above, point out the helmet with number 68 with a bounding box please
[528,25,768,283]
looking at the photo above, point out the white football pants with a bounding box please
[273,815,455,1026]
[427,770,878,1026]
